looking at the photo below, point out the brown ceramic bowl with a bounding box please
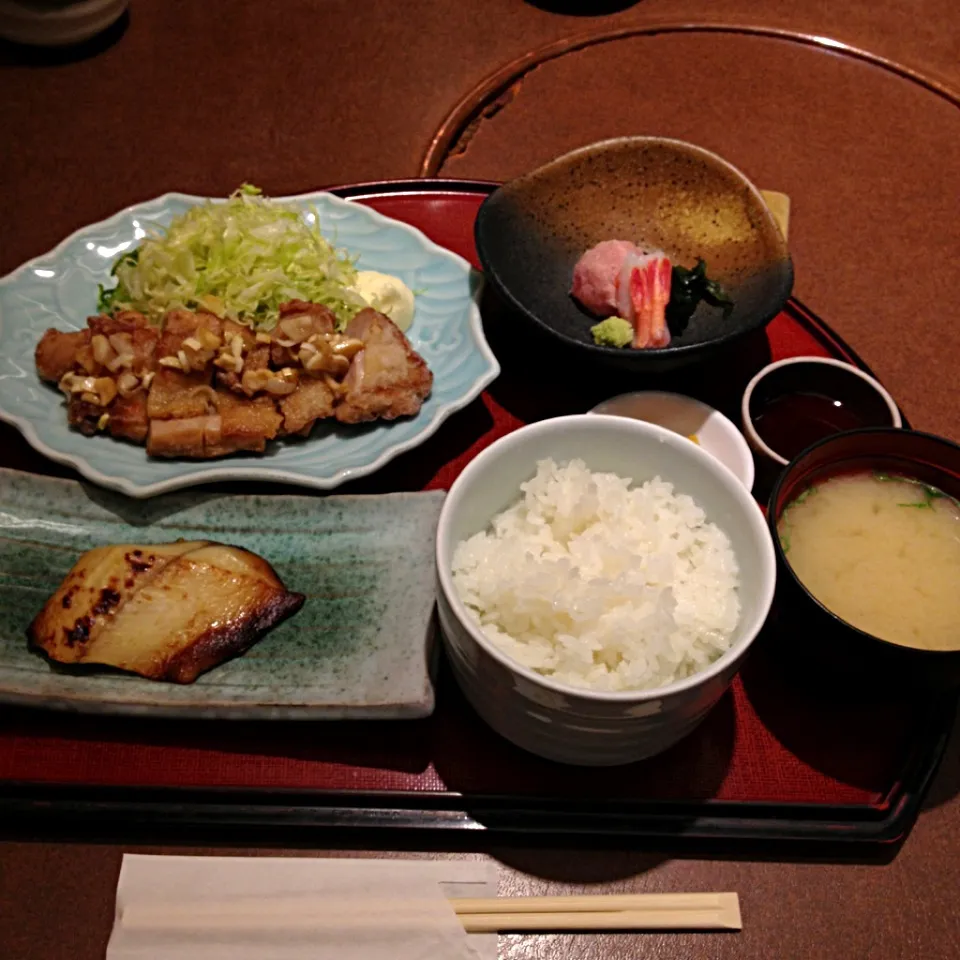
[767,428,960,690]
[475,137,793,372]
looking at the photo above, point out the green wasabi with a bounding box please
[590,316,633,348]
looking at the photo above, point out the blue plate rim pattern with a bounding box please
[0,189,500,498]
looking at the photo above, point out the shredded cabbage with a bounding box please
[98,185,368,330]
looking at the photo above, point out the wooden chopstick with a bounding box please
[452,892,736,914]
[120,892,741,933]
[460,904,740,933]
[454,893,741,932]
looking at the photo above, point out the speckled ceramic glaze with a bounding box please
[0,468,444,718]
[436,415,776,766]
[0,190,498,498]
[475,137,793,371]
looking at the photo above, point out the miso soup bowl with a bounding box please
[435,414,776,766]
[768,428,960,690]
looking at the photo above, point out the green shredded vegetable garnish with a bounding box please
[790,485,817,506]
[97,185,368,330]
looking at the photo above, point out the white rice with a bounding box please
[451,458,741,692]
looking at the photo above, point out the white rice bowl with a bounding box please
[451,458,741,692]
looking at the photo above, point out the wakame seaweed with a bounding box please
[667,259,733,325]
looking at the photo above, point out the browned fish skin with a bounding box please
[28,541,305,684]
[161,585,304,683]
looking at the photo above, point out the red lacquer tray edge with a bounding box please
[1,180,955,850]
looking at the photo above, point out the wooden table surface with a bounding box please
[2,2,959,958]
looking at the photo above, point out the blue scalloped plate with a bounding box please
[0,191,499,498]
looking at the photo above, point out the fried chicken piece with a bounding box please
[163,309,221,339]
[271,300,337,367]
[208,389,283,456]
[279,376,336,436]
[88,311,158,376]
[146,390,282,458]
[334,309,432,424]
[147,313,286,458]
[35,310,152,383]
[35,329,91,382]
[105,391,150,443]
[147,415,221,458]
[68,391,150,444]
[216,319,270,394]
[279,299,336,334]
[28,540,305,684]
[40,312,156,444]
[148,370,217,421]
[88,310,150,334]
[147,310,221,421]
[66,397,105,438]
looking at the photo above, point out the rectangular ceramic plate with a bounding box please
[0,468,444,718]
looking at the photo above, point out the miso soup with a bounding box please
[778,472,960,650]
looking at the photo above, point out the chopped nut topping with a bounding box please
[91,334,114,367]
[197,327,222,350]
[97,413,110,431]
[277,314,316,343]
[59,374,117,406]
[323,374,345,396]
[241,366,299,397]
[106,353,133,372]
[59,373,95,395]
[95,377,117,406]
[264,367,299,396]
[198,294,226,317]
[240,368,274,395]
[214,353,244,374]
[116,372,141,397]
[158,356,183,370]
[108,333,133,356]
[329,337,364,359]
[297,336,352,377]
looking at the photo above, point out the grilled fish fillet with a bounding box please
[28,541,305,684]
